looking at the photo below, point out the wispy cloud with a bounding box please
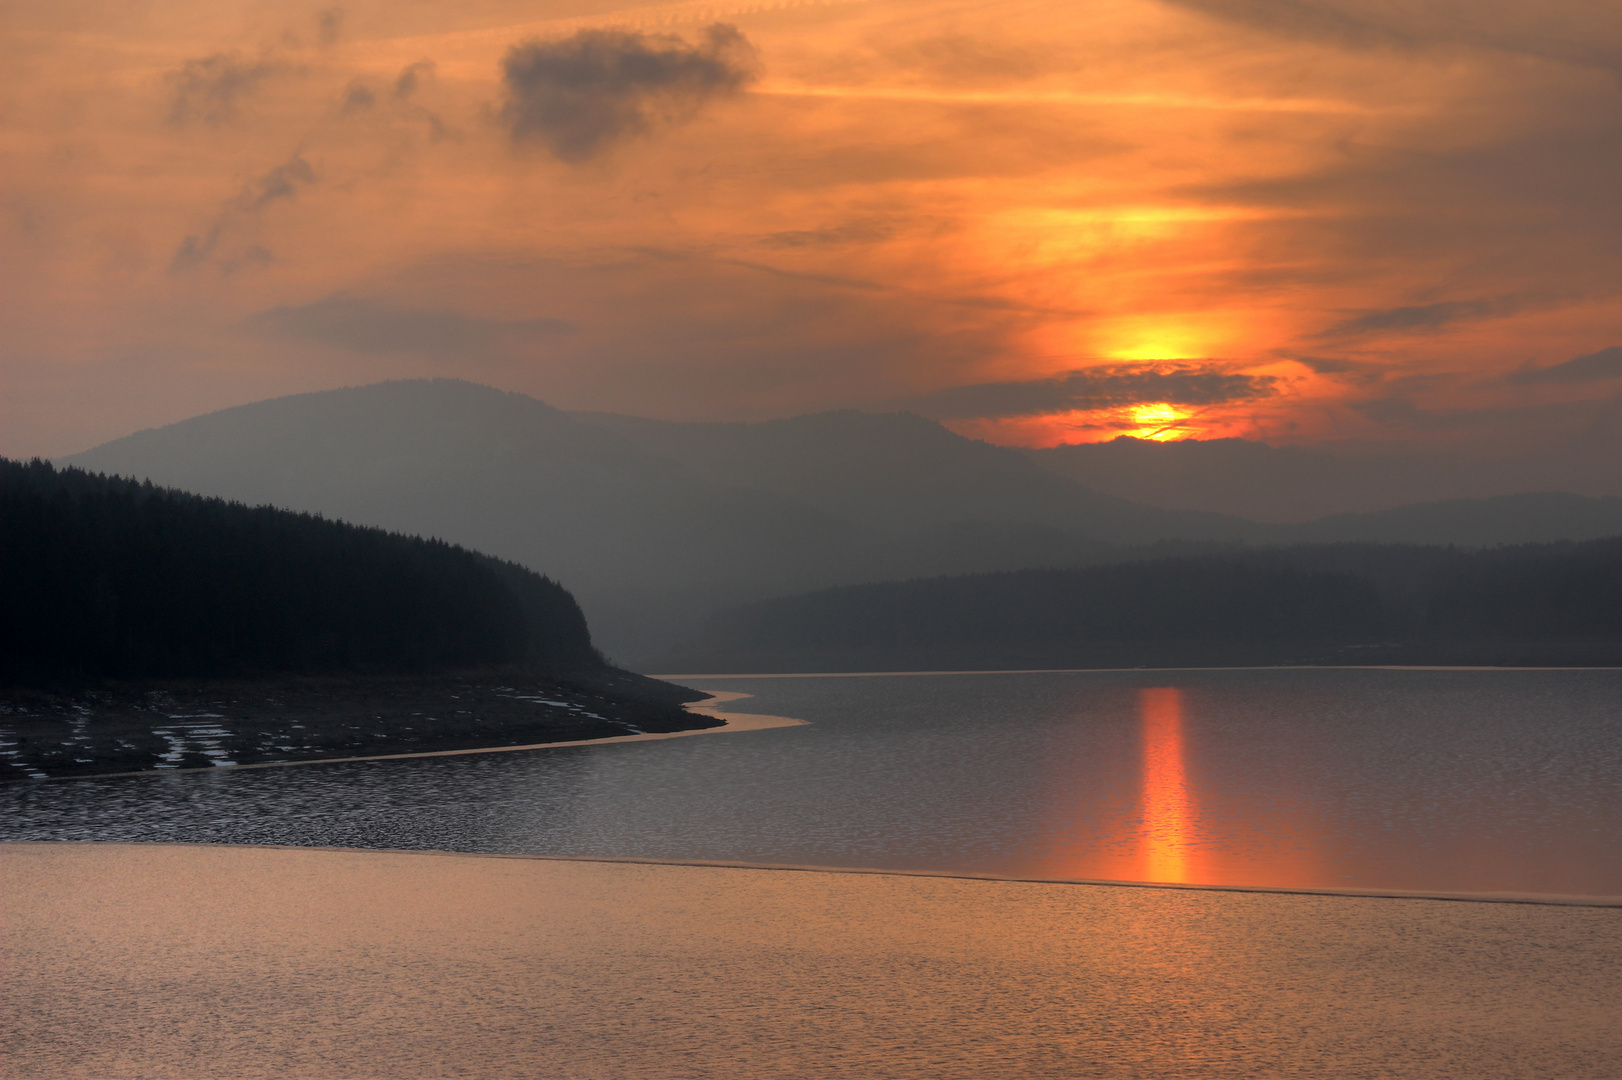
[1313,295,1551,340]
[1162,0,1622,71]
[1507,346,1622,385]
[166,53,290,128]
[899,364,1278,419]
[170,155,317,273]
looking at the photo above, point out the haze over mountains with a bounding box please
[66,379,1622,664]
[1026,424,1622,523]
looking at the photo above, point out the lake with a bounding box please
[4,668,1619,898]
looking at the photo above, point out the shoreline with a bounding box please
[7,841,1616,908]
[27,692,806,781]
[655,664,1622,679]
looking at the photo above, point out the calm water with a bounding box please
[3,668,1620,896]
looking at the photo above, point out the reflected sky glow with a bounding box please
[1139,687,1192,884]
[1032,682,1332,889]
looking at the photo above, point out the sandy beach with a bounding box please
[4,842,1619,1079]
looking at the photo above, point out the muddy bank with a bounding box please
[6,843,1619,1079]
[0,668,715,780]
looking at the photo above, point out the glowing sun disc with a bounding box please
[1129,403,1189,439]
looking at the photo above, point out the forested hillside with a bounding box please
[0,458,600,684]
[666,540,1622,672]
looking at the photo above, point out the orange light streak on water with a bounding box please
[1139,687,1193,884]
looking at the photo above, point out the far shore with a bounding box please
[654,663,1622,679]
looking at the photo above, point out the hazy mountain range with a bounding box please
[64,379,1622,663]
[1025,427,1622,523]
[666,539,1622,673]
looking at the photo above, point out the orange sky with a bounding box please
[4,0,1621,455]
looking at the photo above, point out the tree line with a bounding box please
[1,458,601,684]
[695,539,1622,667]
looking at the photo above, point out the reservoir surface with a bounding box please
[4,668,1619,897]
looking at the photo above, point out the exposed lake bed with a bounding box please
[5,842,1619,1079]
[0,667,715,779]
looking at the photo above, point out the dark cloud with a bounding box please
[1289,354,1363,373]
[1158,0,1418,51]
[166,53,287,127]
[246,155,316,210]
[1314,294,1544,340]
[244,295,573,355]
[316,8,345,47]
[168,233,219,274]
[1278,354,1390,387]
[1508,346,1622,385]
[341,81,376,113]
[899,364,1278,419]
[395,60,436,99]
[170,155,316,273]
[498,24,758,161]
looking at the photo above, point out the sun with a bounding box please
[1127,403,1190,440]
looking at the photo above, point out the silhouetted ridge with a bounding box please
[671,540,1622,671]
[706,559,1386,652]
[0,458,600,683]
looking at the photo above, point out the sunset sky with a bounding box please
[4,0,1621,457]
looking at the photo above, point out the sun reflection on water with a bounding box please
[1139,687,1194,883]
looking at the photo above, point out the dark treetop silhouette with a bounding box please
[0,458,710,779]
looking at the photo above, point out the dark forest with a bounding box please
[0,458,602,685]
[679,539,1622,671]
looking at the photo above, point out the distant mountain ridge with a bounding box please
[1278,492,1622,546]
[661,539,1622,673]
[1025,431,1622,522]
[65,379,1622,663]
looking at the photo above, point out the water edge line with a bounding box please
[6,840,1618,909]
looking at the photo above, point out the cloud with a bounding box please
[395,60,435,99]
[498,24,758,161]
[247,156,316,210]
[1162,0,1622,70]
[166,53,287,127]
[1313,294,1546,340]
[316,8,345,47]
[170,155,317,273]
[243,295,573,355]
[1508,346,1622,384]
[341,81,376,113]
[1288,354,1364,374]
[898,364,1279,419]
[882,34,1058,85]
[758,220,897,249]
